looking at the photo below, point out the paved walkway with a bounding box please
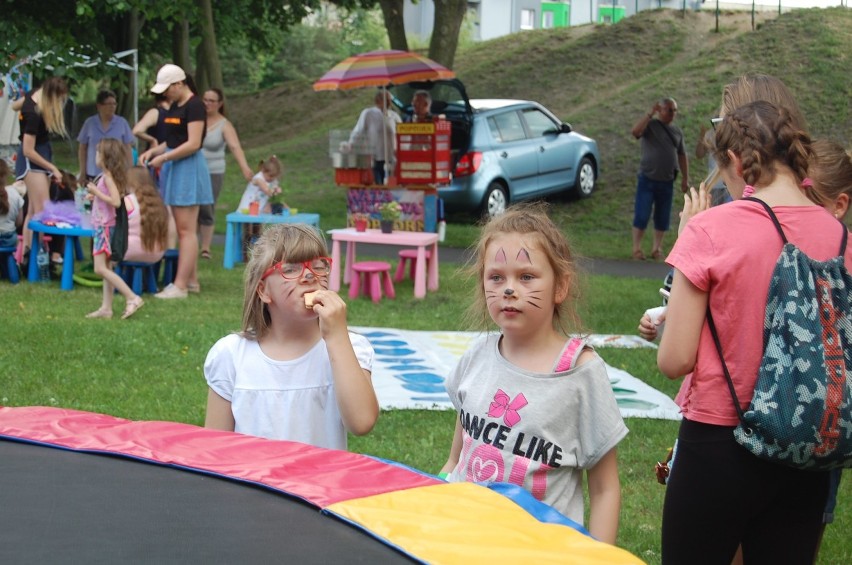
[213,236,670,280]
[329,242,670,280]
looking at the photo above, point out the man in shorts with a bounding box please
[630,97,689,260]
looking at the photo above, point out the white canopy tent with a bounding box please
[5,48,139,138]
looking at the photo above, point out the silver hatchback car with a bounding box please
[390,80,600,217]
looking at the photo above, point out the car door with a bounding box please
[520,106,574,194]
[486,110,538,198]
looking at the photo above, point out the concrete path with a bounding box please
[330,242,670,281]
[213,236,670,281]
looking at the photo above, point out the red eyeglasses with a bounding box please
[261,257,332,280]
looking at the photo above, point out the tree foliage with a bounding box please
[0,0,467,106]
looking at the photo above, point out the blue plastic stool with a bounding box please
[157,249,179,286]
[117,261,159,295]
[0,245,19,284]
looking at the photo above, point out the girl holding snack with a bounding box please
[85,140,144,320]
[203,224,378,449]
[440,203,628,544]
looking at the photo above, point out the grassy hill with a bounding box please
[223,8,851,258]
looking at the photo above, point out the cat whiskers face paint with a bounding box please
[524,289,543,309]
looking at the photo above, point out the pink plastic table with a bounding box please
[328,228,439,299]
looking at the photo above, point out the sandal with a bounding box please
[200,250,211,260]
[86,308,113,319]
[651,249,663,261]
[121,297,145,320]
[187,283,201,294]
[632,249,646,261]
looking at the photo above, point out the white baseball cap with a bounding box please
[150,64,186,94]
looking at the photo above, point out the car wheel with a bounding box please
[482,182,508,218]
[571,157,595,199]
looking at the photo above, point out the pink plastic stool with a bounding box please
[14,235,23,264]
[394,248,432,283]
[349,261,395,304]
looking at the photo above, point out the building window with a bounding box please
[520,9,536,30]
[542,11,554,28]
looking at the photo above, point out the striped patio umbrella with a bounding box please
[312,49,455,91]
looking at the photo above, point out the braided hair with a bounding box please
[712,100,819,204]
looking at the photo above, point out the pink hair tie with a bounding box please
[742,185,755,198]
[801,177,814,188]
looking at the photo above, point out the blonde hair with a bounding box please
[241,224,328,340]
[809,139,852,218]
[259,155,283,180]
[465,202,584,336]
[128,166,169,253]
[97,139,130,198]
[37,77,69,137]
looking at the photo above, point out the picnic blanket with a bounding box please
[352,327,681,420]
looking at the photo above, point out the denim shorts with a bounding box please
[633,173,674,231]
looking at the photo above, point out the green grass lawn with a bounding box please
[2,252,850,564]
[6,7,852,562]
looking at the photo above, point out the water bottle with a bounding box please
[37,245,50,282]
[75,187,88,214]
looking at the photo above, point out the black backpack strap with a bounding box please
[706,307,748,427]
[743,197,787,244]
[745,196,848,255]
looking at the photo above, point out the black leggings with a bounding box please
[661,419,829,565]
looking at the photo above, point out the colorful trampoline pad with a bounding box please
[328,482,644,564]
[0,406,644,563]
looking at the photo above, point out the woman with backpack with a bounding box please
[657,100,852,564]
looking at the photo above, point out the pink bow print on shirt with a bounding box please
[487,389,528,427]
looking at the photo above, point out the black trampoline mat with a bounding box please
[0,439,417,564]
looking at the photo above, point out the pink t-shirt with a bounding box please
[90,176,115,229]
[667,199,852,426]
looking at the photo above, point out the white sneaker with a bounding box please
[155,283,188,299]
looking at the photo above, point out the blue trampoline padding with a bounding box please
[487,482,592,534]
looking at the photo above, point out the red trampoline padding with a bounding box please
[0,406,440,508]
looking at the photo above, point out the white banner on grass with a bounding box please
[352,327,681,420]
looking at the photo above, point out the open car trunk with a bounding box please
[388,79,473,168]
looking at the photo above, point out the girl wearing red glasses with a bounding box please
[203,224,378,449]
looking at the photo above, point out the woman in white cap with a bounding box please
[139,64,212,299]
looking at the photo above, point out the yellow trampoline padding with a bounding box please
[328,482,645,564]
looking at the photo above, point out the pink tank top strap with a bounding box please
[553,337,587,373]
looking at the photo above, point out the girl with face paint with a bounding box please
[440,203,628,545]
[202,224,379,450]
